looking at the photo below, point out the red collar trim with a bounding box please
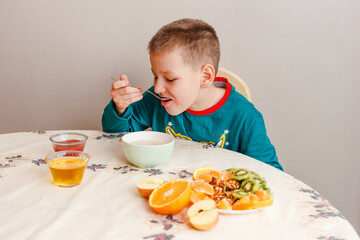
[186,77,231,115]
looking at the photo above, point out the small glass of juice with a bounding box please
[45,151,90,187]
[49,132,88,152]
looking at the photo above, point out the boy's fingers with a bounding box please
[111,86,142,100]
[112,91,142,101]
[112,79,129,89]
[114,94,143,110]
[127,94,143,104]
[119,74,128,81]
[112,74,128,81]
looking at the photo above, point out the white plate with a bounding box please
[217,205,271,215]
[189,170,273,215]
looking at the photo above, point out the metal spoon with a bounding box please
[111,77,171,101]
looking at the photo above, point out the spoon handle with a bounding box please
[130,85,164,100]
[110,77,164,100]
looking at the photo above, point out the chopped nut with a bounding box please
[206,178,240,205]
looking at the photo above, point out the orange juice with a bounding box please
[48,157,87,187]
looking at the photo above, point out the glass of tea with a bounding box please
[49,132,88,152]
[44,151,90,187]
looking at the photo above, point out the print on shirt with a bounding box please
[165,125,228,148]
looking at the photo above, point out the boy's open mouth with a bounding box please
[161,98,172,106]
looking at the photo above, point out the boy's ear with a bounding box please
[200,64,215,88]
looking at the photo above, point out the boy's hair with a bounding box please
[148,18,220,74]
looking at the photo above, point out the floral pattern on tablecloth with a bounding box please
[32,130,46,134]
[26,130,126,143]
[143,168,164,176]
[32,159,46,166]
[0,154,39,179]
[143,210,188,240]
[299,188,344,220]
[143,233,175,240]
[317,236,345,240]
[285,177,349,240]
[0,131,357,239]
[0,149,351,240]
[0,163,14,169]
[95,133,126,140]
[167,169,193,179]
[109,164,193,180]
[87,164,107,171]
[1,154,49,168]
[111,164,139,174]
[0,153,35,169]
[146,213,187,232]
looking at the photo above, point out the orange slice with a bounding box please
[191,180,215,196]
[149,179,192,215]
[190,191,207,204]
[255,189,271,201]
[217,198,232,210]
[219,170,232,181]
[193,167,221,183]
[232,195,273,210]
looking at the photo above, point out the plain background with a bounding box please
[1,0,359,234]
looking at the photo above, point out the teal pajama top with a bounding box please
[102,77,283,171]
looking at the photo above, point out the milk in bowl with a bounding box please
[122,131,175,168]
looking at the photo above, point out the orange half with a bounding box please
[149,179,192,215]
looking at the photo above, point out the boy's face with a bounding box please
[150,48,203,116]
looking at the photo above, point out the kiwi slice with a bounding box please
[260,179,267,189]
[227,168,241,174]
[231,169,249,181]
[239,177,263,193]
[251,180,261,192]
[227,168,270,194]
[232,189,249,198]
[227,168,248,174]
[240,179,254,192]
[249,171,261,178]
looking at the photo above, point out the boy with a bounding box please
[102,18,283,171]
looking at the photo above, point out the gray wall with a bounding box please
[1,0,359,234]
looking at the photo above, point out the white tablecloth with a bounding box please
[0,130,358,240]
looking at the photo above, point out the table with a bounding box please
[0,130,358,240]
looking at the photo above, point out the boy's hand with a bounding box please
[111,75,143,116]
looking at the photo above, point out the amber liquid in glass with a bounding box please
[53,139,85,152]
[48,157,87,187]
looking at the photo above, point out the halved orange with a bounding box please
[149,179,192,215]
[193,167,221,183]
[191,180,215,196]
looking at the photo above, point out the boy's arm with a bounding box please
[102,89,156,133]
[102,100,142,133]
[240,115,284,171]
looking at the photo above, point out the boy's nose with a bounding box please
[154,79,165,94]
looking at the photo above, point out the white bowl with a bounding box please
[122,131,175,168]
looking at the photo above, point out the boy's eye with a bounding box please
[167,78,177,82]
